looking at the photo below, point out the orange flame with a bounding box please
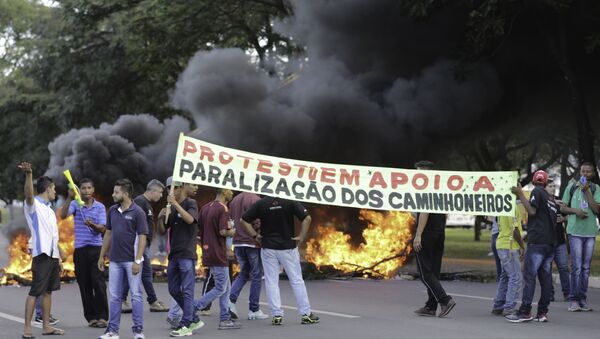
[1,213,76,285]
[305,210,415,278]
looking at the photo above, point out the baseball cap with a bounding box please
[532,170,548,186]
[165,176,182,188]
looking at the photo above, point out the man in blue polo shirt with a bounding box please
[97,179,148,339]
[60,178,108,328]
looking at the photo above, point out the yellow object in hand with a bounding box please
[63,169,84,207]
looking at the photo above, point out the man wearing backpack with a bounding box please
[560,162,600,312]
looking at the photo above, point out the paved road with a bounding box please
[0,277,598,339]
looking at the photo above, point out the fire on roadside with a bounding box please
[305,209,415,278]
[0,214,76,285]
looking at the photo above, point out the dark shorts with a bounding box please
[29,254,61,297]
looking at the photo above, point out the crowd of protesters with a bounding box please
[16,159,599,337]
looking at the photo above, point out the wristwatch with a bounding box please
[134,259,142,265]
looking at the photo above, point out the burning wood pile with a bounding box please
[305,209,415,279]
[1,215,76,285]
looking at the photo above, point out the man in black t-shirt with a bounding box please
[121,179,169,312]
[506,170,557,323]
[158,177,203,336]
[241,196,320,325]
[412,161,455,318]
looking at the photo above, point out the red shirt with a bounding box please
[199,200,229,267]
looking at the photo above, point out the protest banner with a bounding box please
[172,134,518,216]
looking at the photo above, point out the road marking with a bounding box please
[258,302,360,318]
[424,291,562,308]
[0,311,42,328]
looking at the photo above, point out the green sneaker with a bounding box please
[189,320,204,332]
[169,326,192,337]
[301,313,320,324]
[272,316,283,325]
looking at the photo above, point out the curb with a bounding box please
[553,273,600,289]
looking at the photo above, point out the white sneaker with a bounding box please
[133,332,145,339]
[99,332,120,339]
[248,309,269,320]
[229,301,238,319]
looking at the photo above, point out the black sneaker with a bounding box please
[272,316,283,326]
[439,299,456,318]
[301,313,320,324]
[33,315,59,325]
[505,312,534,323]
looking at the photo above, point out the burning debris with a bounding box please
[1,214,76,285]
[305,210,415,279]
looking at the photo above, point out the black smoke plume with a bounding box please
[44,114,191,198]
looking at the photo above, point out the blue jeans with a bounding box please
[108,261,143,333]
[493,249,522,311]
[519,244,554,315]
[122,246,157,304]
[552,243,570,298]
[167,258,197,327]
[568,235,596,302]
[194,266,231,321]
[230,247,263,312]
[491,233,501,282]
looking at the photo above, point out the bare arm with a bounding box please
[135,235,146,262]
[18,162,34,206]
[219,228,236,237]
[412,213,428,252]
[241,218,260,242]
[292,215,312,243]
[584,188,600,215]
[59,192,74,219]
[168,196,194,224]
[97,229,111,271]
[513,228,525,251]
[511,186,537,216]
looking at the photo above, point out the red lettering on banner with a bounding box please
[278,162,292,176]
[257,160,273,174]
[199,145,214,162]
[369,171,388,188]
[447,175,464,191]
[434,175,440,190]
[473,176,495,192]
[294,164,308,178]
[237,155,253,169]
[308,167,318,181]
[412,173,429,190]
[183,141,197,157]
[320,168,336,183]
[391,172,408,189]
[340,169,360,186]
[219,151,233,164]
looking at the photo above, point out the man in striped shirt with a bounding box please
[60,178,108,328]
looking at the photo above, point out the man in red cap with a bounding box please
[506,170,557,323]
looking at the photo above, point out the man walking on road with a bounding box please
[228,192,269,320]
[412,160,456,318]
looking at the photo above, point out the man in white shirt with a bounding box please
[19,162,65,338]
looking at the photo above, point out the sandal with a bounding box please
[94,319,108,328]
[41,328,64,335]
[88,320,99,327]
[22,334,35,339]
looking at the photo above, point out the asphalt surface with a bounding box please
[0,276,599,339]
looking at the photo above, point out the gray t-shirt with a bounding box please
[106,203,149,262]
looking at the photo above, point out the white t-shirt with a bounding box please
[24,196,60,259]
